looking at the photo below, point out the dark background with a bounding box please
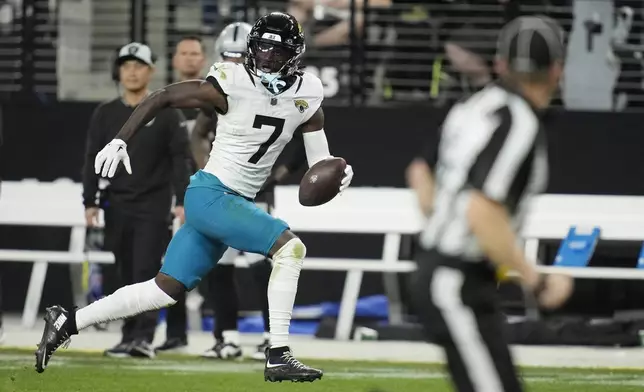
[1,102,644,316]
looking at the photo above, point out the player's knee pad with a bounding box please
[273,238,306,266]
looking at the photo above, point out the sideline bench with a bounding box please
[3,181,644,340]
[0,180,115,328]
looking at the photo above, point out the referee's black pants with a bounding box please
[411,250,523,392]
[104,207,170,344]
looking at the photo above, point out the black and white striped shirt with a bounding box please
[420,82,549,262]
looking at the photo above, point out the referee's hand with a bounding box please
[533,273,574,310]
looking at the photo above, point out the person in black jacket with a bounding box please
[82,42,190,359]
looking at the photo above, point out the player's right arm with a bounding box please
[95,79,227,177]
[116,80,226,143]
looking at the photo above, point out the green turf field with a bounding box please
[1,349,643,392]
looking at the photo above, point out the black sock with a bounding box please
[67,307,79,335]
[208,265,238,340]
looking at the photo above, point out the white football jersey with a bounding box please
[202,62,323,198]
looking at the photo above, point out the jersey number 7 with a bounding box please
[248,115,286,164]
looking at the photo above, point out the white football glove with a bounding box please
[94,139,132,178]
[340,164,353,193]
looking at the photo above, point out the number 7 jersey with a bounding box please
[202,62,324,198]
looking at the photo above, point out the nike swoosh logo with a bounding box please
[266,362,286,368]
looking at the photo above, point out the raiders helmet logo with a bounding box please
[128,45,139,55]
[294,99,309,113]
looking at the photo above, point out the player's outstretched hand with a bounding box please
[94,139,132,178]
[339,164,353,193]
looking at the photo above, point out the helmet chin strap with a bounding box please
[258,70,286,94]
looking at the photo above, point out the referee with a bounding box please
[409,16,573,392]
[82,42,190,358]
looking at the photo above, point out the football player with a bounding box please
[35,12,353,383]
[193,21,308,362]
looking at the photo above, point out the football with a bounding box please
[299,157,347,206]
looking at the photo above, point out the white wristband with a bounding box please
[303,129,331,167]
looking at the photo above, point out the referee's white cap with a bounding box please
[496,15,565,73]
[117,42,155,66]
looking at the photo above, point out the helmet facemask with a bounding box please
[247,39,304,86]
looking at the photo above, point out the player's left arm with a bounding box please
[257,129,307,197]
[300,107,353,191]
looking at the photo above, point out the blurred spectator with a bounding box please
[0,0,20,102]
[381,0,434,102]
[171,36,207,136]
[200,0,252,34]
[440,1,507,103]
[172,36,207,82]
[82,43,190,359]
[155,35,206,354]
[202,0,218,33]
[387,0,572,106]
[610,1,644,109]
[289,0,391,48]
[443,26,496,98]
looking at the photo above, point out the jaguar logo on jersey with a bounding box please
[294,99,309,113]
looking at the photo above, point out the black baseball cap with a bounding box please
[496,15,565,73]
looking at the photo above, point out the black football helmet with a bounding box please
[246,12,305,77]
